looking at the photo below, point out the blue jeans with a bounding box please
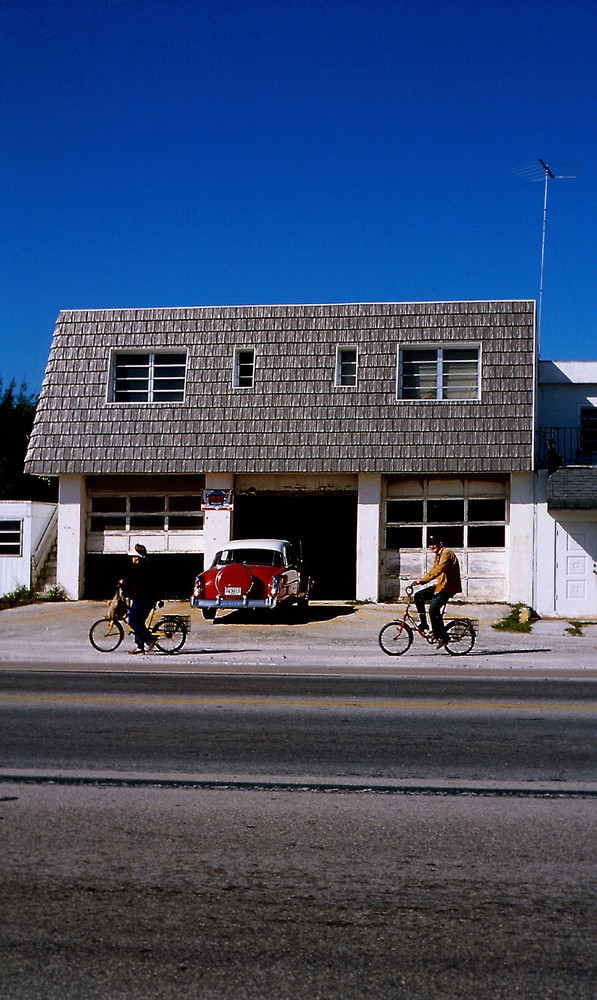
[413,587,454,641]
[128,600,155,649]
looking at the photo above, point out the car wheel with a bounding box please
[202,608,217,620]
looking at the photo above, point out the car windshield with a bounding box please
[216,549,285,567]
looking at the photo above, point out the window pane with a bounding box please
[235,350,254,387]
[168,496,202,512]
[113,354,150,402]
[428,500,464,522]
[0,520,22,555]
[130,496,165,513]
[152,354,186,402]
[468,498,506,521]
[401,350,437,399]
[0,520,22,532]
[469,525,505,547]
[168,515,203,530]
[129,514,165,529]
[338,348,357,386]
[90,515,127,531]
[386,500,424,523]
[91,496,126,513]
[386,526,423,548]
[426,525,463,548]
[442,349,478,399]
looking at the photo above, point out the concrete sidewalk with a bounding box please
[1,598,596,673]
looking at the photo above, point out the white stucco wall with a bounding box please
[57,475,87,599]
[203,474,234,570]
[0,501,56,595]
[508,472,536,608]
[539,361,597,426]
[356,473,381,602]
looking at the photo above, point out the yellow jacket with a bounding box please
[421,546,462,594]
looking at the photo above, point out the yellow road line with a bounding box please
[1,694,596,711]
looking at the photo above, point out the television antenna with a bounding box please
[513,159,577,349]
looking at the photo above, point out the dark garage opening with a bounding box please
[232,493,357,599]
[84,553,203,600]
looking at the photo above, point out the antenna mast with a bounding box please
[537,158,554,350]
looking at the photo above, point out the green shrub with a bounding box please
[491,603,533,633]
[0,585,67,611]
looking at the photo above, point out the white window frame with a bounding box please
[109,351,187,404]
[385,481,508,551]
[335,345,358,388]
[233,347,255,389]
[0,519,23,556]
[88,493,204,534]
[397,344,481,401]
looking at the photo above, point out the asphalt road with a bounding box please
[1,617,596,998]
[2,671,597,789]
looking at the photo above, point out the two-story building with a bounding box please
[24,300,539,607]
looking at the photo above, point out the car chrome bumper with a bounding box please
[190,597,277,609]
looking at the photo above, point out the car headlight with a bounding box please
[269,576,280,596]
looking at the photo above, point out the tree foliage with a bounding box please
[0,375,56,500]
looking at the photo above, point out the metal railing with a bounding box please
[536,427,597,470]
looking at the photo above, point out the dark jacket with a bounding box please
[121,559,157,604]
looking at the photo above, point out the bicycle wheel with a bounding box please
[153,617,187,654]
[444,619,476,656]
[89,618,124,652]
[378,621,413,655]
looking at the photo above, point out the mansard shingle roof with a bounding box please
[25,300,536,476]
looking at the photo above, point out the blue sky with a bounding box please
[2,0,596,393]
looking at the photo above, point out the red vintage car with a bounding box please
[190,538,311,620]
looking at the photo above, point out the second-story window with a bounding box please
[233,348,255,388]
[399,346,480,400]
[111,352,186,403]
[335,346,358,387]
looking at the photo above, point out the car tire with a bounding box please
[202,608,217,620]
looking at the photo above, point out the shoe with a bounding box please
[146,639,158,653]
[419,622,429,633]
[436,638,446,649]
[129,647,145,655]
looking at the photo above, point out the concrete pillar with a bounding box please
[203,474,234,570]
[57,474,86,600]
[534,469,557,618]
[508,471,535,608]
[356,473,381,602]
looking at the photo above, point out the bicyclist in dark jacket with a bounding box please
[120,544,158,655]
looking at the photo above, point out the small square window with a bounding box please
[233,348,255,388]
[336,347,358,387]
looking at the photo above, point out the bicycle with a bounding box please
[378,585,476,656]
[89,599,190,654]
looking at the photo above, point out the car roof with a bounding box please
[222,538,291,552]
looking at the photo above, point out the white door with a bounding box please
[555,520,597,617]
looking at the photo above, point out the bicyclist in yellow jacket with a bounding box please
[413,535,462,649]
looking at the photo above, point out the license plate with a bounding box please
[224,586,242,596]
